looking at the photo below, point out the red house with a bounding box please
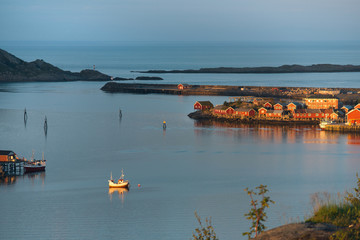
[304,98,338,109]
[213,105,227,115]
[193,101,214,110]
[258,107,268,115]
[214,105,234,115]
[264,102,273,109]
[0,150,18,162]
[274,103,286,111]
[177,84,190,90]
[234,108,256,117]
[293,109,322,119]
[226,107,235,115]
[347,108,360,125]
[265,110,283,118]
[287,102,302,112]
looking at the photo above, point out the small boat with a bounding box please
[24,152,46,173]
[319,120,334,130]
[24,160,46,173]
[108,169,129,188]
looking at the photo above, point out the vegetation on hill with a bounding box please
[0,48,111,82]
[306,174,360,239]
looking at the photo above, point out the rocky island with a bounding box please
[0,48,112,82]
[136,64,360,74]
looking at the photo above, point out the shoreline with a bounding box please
[188,111,319,126]
[100,82,360,105]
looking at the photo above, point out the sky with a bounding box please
[1,0,360,42]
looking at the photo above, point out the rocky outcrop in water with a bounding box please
[0,48,111,82]
[137,64,360,74]
[135,76,163,80]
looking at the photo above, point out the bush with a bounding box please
[192,211,218,240]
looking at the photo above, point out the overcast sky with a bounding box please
[1,0,359,42]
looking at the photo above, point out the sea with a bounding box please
[1,41,360,240]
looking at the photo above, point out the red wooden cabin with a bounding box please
[193,101,214,110]
[347,108,360,125]
[263,102,272,109]
[234,108,256,117]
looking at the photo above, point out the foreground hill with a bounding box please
[0,48,111,82]
[137,64,360,74]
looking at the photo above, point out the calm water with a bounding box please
[1,41,360,87]
[1,42,360,239]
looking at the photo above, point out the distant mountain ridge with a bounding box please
[0,48,111,82]
[137,64,360,74]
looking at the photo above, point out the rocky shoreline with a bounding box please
[188,111,319,126]
[253,222,340,240]
[0,49,163,82]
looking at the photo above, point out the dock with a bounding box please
[0,159,26,176]
[325,124,360,133]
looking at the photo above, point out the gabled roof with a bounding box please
[214,105,226,110]
[306,109,321,113]
[234,108,254,112]
[196,101,213,107]
[0,150,15,155]
[274,103,286,107]
[347,108,360,115]
[287,102,302,107]
[321,109,334,114]
[266,110,283,114]
[341,105,353,110]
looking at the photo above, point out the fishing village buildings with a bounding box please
[193,96,359,124]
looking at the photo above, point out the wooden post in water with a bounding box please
[24,108,28,127]
[119,108,122,119]
[44,116,48,136]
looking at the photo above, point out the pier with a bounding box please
[325,124,360,133]
[0,159,25,176]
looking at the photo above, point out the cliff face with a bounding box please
[0,48,111,82]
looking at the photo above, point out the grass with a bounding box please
[305,175,360,239]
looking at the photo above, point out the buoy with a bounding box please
[138,184,141,188]
[163,121,166,129]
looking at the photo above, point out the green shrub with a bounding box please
[192,211,218,240]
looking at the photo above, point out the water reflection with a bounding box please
[0,175,18,185]
[193,120,344,144]
[25,171,46,186]
[0,172,45,186]
[108,187,129,203]
[347,134,360,145]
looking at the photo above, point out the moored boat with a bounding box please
[24,152,46,173]
[24,160,46,173]
[108,169,129,188]
[319,120,334,130]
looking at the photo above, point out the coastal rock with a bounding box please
[135,76,163,80]
[0,48,113,82]
[137,64,360,74]
[253,222,339,240]
[113,77,134,81]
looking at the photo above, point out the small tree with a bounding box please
[192,211,218,240]
[243,184,275,239]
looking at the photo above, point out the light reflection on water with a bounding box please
[1,82,360,239]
